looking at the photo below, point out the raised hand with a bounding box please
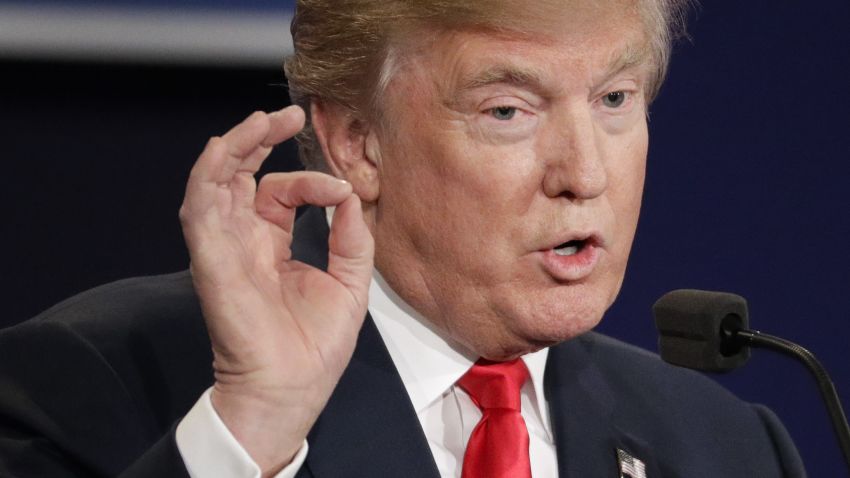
[179,106,374,475]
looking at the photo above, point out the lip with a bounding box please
[539,233,603,282]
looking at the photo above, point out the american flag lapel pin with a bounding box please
[616,447,648,478]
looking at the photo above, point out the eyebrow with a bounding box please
[457,65,548,93]
[598,41,653,83]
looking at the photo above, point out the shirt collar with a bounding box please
[368,270,551,436]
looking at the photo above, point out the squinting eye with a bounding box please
[602,91,626,108]
[489,106,517,121]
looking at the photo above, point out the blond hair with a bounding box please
[284,0,692,172]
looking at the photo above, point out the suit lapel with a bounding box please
[304,316,440,478]
[545,334,661,478]
[291,208,440,478]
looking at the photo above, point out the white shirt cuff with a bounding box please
[175,388,308,478]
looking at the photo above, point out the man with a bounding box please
[0,1,806,477]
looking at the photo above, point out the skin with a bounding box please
[179,1,651,475]
[180,109,374,475]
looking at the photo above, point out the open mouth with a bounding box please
[553,239,587,257]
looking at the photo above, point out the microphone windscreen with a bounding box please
[653,289,751,372]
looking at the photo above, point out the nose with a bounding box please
[541,108,608,200]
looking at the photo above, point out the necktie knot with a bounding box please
[458,359,529,412]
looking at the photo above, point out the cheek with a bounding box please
[613,157,646,219]
[607,130,648,255]
[444,138,543,211]
[439,149,544,270]
[384,142,543,284]
[396,126,541,219]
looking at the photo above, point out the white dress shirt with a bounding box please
[176,263,559,477]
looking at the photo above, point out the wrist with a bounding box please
[210,385,317,475]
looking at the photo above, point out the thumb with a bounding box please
[327,193,374,306]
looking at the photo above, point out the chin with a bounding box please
[473,311,602,361]
[504,282,614,347]
[445,276,622,360]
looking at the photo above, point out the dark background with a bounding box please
[2,2,848,476]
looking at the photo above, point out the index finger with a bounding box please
[189,106,305,189]
[236,106,307,174]
[222,105,305,159]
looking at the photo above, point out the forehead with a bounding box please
[393,0,646,41]
[389,2,650,99]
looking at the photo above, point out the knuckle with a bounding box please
[178,204,192,224]
[206,135,223,149]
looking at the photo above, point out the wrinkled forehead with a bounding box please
[386,0,648,52]
[379,1,651,103]
[388,0,643,36]
[381,1,651,88]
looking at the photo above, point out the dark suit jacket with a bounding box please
[0,207,806,477]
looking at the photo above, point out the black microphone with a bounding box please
[653,289,850,471]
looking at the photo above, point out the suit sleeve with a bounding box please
[752,404,807,478]
[0,320,191,477]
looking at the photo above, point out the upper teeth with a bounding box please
[554,245,579,256]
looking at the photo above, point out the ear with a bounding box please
[311,100,380,203]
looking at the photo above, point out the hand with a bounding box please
[179,106,374,475]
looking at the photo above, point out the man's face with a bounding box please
[370,2,651,359]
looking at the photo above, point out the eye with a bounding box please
[602,91,626,108]
[489,106,517,121]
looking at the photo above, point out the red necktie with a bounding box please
[458,359,532,478]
